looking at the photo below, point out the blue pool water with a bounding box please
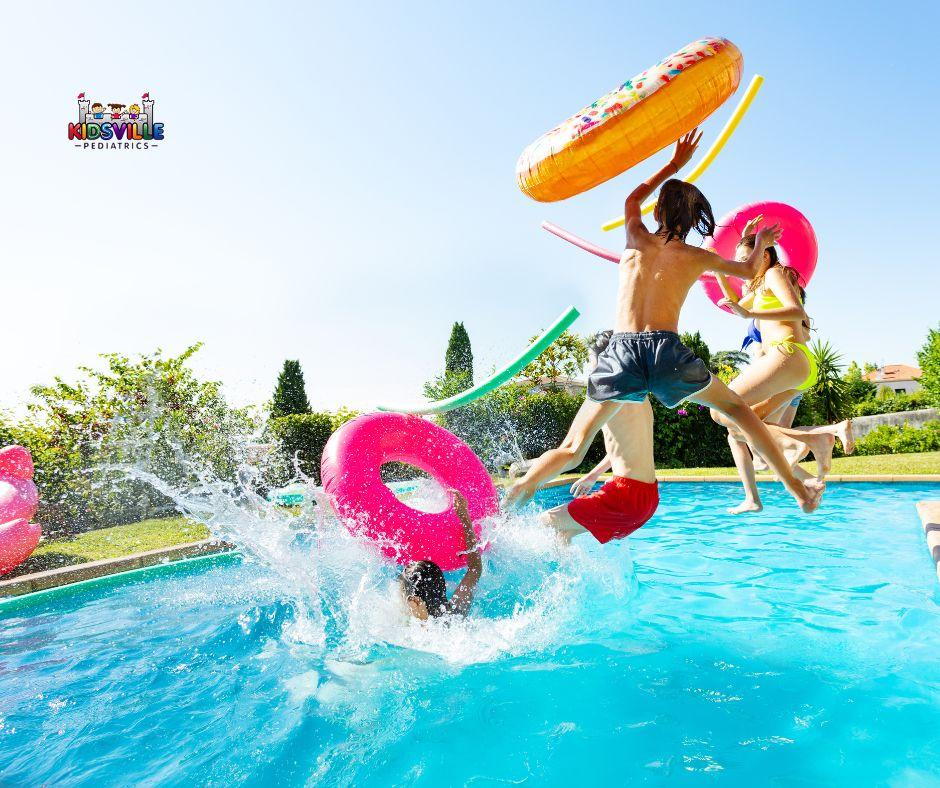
[2,482,940,786]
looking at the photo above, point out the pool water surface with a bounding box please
[1,482,939,786]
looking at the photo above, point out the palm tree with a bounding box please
[809,339,848,422]
[710,349,750,375]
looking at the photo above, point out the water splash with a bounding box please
[100,395,636,670]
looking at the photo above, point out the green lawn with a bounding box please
[658,451,940,477]
[7,517,210,579]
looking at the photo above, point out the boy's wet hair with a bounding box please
[401,560,447,616]
[589,330,613,358]
[655,179,715,243]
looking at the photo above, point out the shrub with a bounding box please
[854,420,940,455]
[651,401,733,468]
[844,361,877,406]
[518,331,589,388]
[917,324,940,407]
[433,383,731,474]
[266,412,334,486]
[0,345,255,535]
[854,389,933,417]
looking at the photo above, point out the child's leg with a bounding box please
[505,398,622,507]
[774,422,855,456]
[727,433,763,514]
[539,505,589,544]
[693,377,823,513]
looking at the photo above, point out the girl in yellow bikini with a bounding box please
[711,217,853,514]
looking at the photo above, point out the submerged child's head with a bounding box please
[653,179,715,243]
[399,559,447,619]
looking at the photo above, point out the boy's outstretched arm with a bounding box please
[707,225,783,280]
[623,128,703,238]
[711,213,765,302]
[449,490,482,616]
[570,454,612,497]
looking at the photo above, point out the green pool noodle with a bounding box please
[377,305,580,415]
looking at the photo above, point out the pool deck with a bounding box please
[915,501,940,583]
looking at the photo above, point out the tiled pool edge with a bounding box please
[915,501,940,583]
[0,539,236,600]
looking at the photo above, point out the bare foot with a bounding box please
[728,499,763,515]
[504,480,535,509]
[799,478,825,513]
[835,419,855,455]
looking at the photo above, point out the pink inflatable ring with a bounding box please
[700,201,818,312]
[0,445,41,576]
[320,413,499,571]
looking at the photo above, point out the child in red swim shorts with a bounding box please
[514,331,660,545]
[562,474,659,545]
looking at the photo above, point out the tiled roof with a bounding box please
[863,364,923,382]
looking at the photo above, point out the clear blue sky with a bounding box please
[1,1,937,411]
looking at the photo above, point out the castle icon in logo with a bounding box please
[78,92,155,126]
[69,91,164,149]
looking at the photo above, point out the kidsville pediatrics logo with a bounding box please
[68,91,164,150]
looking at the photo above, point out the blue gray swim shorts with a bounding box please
[587,331,712,409]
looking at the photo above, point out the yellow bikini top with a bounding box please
[739,289,784,312]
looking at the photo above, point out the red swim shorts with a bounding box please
[567,476,659,544]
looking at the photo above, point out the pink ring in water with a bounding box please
[320,413,499,571]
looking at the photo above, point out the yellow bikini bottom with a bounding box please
[769,337,817,391]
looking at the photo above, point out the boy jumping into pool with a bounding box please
[506,130,823,515]
[537,331,658,543]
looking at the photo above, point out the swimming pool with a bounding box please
[2,482,939,785]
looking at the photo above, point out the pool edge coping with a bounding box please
[915,501,940,583]
[0,538,236,601]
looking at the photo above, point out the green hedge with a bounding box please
[434,383,731,473]
[854,390,933,417]
[651,401,733,469]
[854,420,940,455]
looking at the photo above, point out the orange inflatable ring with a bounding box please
[516,37,743,203]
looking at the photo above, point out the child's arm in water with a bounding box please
[570,455,612,497]
[448,490,482,616]
[623,129,702,240]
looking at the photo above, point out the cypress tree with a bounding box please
[444,322,473,383]
[271,360,312,418]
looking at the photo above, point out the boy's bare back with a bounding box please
[614,233,717,334]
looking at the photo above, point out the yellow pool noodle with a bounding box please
[601,74,764,232]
